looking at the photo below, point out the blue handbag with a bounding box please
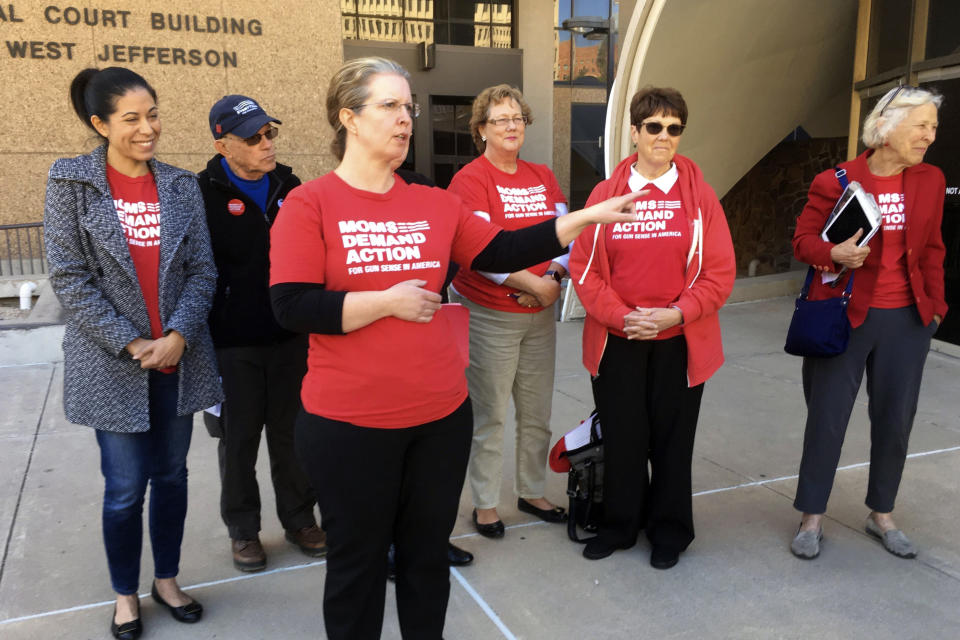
[783,168,855,358]
[783,268,854,357]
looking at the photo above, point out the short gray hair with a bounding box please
[326,57,411,160]
[862,85,942,149]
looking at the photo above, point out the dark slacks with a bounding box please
[95,371,193,594]
[794,306,935,514]
[216,334,315,540]
[593,334,704,552]
[295,399,473,640]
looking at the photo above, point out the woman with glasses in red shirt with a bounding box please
[269,57,645,640]
[570,86,736,570]
[448,84,571,538]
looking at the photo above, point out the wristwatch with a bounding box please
[545,270,562,283]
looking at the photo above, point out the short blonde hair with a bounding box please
[862,85,942,149]
[469,84,533,153]
[325,57,410,160]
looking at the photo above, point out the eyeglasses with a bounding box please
[352,100,421,119]
[880,84,918,116]
[487,116,529,128]
[637,121,685,136]
[229,126,279,146]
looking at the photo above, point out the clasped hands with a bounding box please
[623,307,682,340]
[125,330,185,369]
[515,272,563,309]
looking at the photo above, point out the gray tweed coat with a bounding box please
[44,145,223,432]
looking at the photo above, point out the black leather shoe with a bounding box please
[517,498,568,523]
[582,537,632,560]
[151,582,203,623]
[472,509,505,538]
[650,545,680,570]
[447,542,474,566]
[110,603,142,640]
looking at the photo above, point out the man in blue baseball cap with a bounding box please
[199,95,325,571]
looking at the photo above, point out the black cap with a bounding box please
[209,94,281,139]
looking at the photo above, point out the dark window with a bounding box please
[915,77,959,345]
[865,0,912,77]
[569,103,606,210]
[925,0,960,60]
[431,96,479,189]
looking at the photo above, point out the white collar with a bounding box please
[629,162,678,194]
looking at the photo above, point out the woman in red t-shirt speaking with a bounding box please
[268,57,645,640]
[570,87,736,570]
[789,85,946,561]
[44,67,221,639]
[447,85,570,538]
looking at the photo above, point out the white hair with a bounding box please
[862,85,942,149]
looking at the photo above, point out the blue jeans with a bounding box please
[95,371,194,595]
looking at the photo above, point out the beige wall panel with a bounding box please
[0,153,65,225]
[611,0,858,197]
[0,1,342,224]
[553,86,572,195]
[222,0,340,170]
[0,6,96,154]
[517,0,553,166]
[90,2,233,157]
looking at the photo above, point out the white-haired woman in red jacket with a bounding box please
[570,86,735,569]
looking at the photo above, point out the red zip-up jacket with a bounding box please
[570,153,736,387]
[792,150,947,328]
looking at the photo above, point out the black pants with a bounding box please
[593,334,704,552]
[216,334,316,540]
[296,400,473,640]
[794,306,935,514]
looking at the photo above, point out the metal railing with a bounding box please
[1,223,47,276]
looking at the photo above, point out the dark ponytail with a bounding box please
[69,67,158,138]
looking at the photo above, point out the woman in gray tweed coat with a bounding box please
[44,67,221,640]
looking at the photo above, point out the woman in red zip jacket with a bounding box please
[789,85,946,561]
[570,87,736,569]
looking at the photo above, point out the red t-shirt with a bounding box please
[605,178,688,340]
[862,172,912,308]
[449,156,567,312]
[107,165,175,373]
[269,172,500,428]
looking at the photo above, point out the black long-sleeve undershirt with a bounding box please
[270,218,565,335]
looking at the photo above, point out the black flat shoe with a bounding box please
[582,537,632,560]
[517,498,568,523]
[447,542,474,566]
[110,603,142,640]
[472,509,505,539]
[151,581,203,623]
[650,545,680,570]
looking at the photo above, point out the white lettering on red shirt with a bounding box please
[864,172,912,308]
[269,172,500,428]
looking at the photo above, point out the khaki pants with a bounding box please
[451,292,556,509]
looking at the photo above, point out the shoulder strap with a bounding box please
[835,167,849,190]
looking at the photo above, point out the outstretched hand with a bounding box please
[387,279,442,323]
[583,190,649,225]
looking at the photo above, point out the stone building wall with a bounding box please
[721,137,847,276]
[0,1,342,226]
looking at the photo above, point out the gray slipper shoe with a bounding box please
[864,517,917,559]
[790,526,823,559]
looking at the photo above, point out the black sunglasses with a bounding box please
[637,121,685,136]
[231,125,279,146]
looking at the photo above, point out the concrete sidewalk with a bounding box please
[1,296,959,639]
